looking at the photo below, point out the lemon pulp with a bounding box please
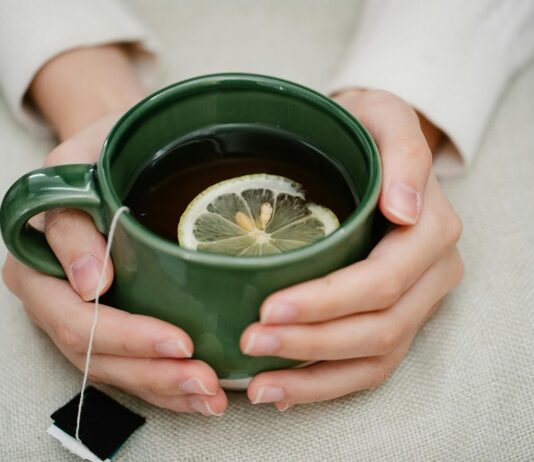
[177,174,339,256]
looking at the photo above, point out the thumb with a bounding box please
[335,90,432,225]
[378,130,432,226]
[45,208,113,301]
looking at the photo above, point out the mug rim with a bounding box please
[98,73,382,268]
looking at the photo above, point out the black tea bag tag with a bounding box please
[48,386,145,461]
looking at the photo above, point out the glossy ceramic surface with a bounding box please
[0,74,381,381]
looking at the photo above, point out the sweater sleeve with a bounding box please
[0,0,159,134]
[327,0,534,176]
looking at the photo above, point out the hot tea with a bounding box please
[124,124,358,246]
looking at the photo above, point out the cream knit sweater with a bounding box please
[1,0,533,176]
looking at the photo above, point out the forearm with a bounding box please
[29,44,146,141]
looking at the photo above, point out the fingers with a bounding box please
[44,208,112,301]
[242,246,463,362]
[4,257,227,415]
[41,115,123,300]
[7,258,195,359]
[248,336,412,408]
[260,175,462,324]
[66,353,227,416]
[248,299,446,409]
[143,390,228,416]
[334,89,432,225]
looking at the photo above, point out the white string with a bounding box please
[75,206,129,442]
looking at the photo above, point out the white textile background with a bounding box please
[1,1,533,460]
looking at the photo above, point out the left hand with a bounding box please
[3,117,228,416]
[240,89,464,410]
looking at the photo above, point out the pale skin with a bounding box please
[2,45,463,415]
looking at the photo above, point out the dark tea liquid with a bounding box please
[124,124,358,242]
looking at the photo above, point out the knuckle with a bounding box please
[396,135,432,166]
[363,89,397,105]
[299,335,322,360]
[146,366,179,396]
[87,368,105,385]
[145,373,164,396]
[363,90,417,118]
[378,273,403,308]
[374,320,403,355]
[118,334,138,356]
[44,208,76,236]
[318,275,341,314]
[55,322,85,354]
[2,259,17,294]
[147,379,165,396]
[447,213,463,244]
[367,361,393,390]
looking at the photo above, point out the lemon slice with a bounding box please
[177,173,339,256]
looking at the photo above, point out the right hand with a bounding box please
[2,116,227,416]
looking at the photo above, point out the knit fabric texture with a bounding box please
[1,2,533,460]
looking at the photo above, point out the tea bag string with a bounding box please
[75,206,129,442]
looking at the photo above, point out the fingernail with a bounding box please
[181,377,216,395]
[252,386,286,404]
[261,302,298,324]
[191,399,223,416]
[71,254,103,301]
[155,340,192,358]
[386,182,421,224]
[275,401,291,412]
[244,332,280,355]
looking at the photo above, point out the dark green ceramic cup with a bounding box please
[0,74,381,389]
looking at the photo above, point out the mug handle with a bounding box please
[0,164,106,278]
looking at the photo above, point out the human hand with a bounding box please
[241,89,464,410]
[2,116,227,416]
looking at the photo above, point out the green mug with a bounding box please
[0,73,381,389]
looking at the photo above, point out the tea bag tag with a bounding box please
[48,386,145,462]
[47,424,108,462]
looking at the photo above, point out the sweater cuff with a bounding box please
[0,0,160,135]
[326,1,534,177]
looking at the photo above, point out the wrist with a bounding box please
[29,45,146,141]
